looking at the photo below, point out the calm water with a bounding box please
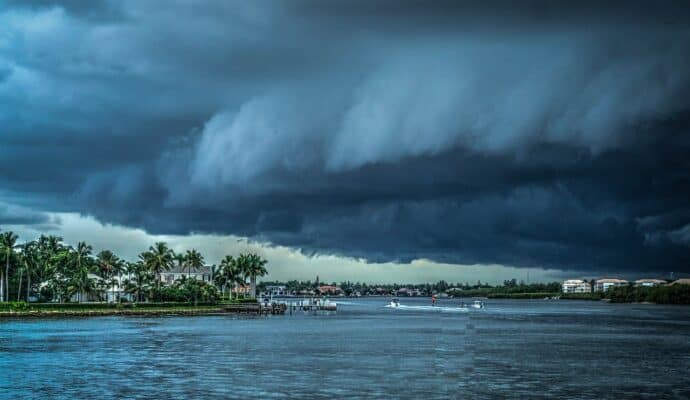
[1,298,689,399]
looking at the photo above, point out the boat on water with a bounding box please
[389,298,401,308]
[471,300,484,309]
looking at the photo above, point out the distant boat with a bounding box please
[389,298,400,308]
[471,300,484,309]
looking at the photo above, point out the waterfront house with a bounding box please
[229,284,251,297]
[594,278,628,292]
[669,278,690,286]
[158,265,212,285]
[634,279,667,287]
[562,279,592,293]
[263,285,293,297]
[318,285,342,295]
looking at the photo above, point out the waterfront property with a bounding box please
[159,265,213,285]
[669,278,690,286]
[231,284,251,297]
[263,285,294,297]
[634,279,667,287]
[562,279,592,293]
[318,285,342,295]
[594,278,628,292]
[397,287,423,296]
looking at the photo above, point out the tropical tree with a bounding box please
[96,250,124,302]
[124,261,151,302]
[184,249,204,280]
[0,231,19,302]
[64,242,95,302]
[218,255,243,299]
[238,253,268,298]
[18,241,39,302]
[136,242,172,300]
[36,235,63,291]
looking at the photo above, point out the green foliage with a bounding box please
[0,301,30,312]
[560,292,603,301]
[606,285,690,304]
[487,292,559,299]
[151,278,219,303]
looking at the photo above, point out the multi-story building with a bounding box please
[562,279,591,293]
[594,278,628,292]
[634,279,667,287]
[158,265,212,285]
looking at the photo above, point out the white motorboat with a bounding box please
[471,300,484,309]
[389,298,400,308]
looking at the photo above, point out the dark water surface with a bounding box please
[2,298,689,399]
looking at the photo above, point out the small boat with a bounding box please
[389,298,400,308]
[471,300,484,309]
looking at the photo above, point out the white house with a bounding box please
[634,279,667,287]
[562,279,591,293]
[263,285,292,297]
[594,278,628,292]
[158,265,212,285]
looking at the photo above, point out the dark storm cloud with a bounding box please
[1,1,689,273]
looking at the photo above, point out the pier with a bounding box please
[219,297,338,315]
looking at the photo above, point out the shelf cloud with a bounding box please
[1,1,689,273]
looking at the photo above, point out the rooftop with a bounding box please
[596,278,628,284]
[162,265,212,274]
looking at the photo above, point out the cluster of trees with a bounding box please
[0,230,268,303]
[606,284,690,304]
[257,279,560,297]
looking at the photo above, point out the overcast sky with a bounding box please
[1,1,689,282]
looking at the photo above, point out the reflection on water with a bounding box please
[1,299,689,399]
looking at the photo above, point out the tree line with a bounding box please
[0,230,268,303]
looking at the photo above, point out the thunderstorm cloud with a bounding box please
[1,1,689,273]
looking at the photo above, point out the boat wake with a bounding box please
[385,304,469,312]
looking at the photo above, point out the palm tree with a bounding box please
[238,253,268,298]
[36,235,62,293]
[18,241,39,302]
[184,249,204,280]
[68,261,97,303]
[66,242,94,302]
[0,231,18,302]
[96,250,124,302]
[124,261,151,302]
[140,242,173,300]
[218,255,242,299]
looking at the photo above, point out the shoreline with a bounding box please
[0,307,225,318]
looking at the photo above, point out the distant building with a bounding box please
[594,278,628,292]
[669,278,690,286]
[158,265,212,285]
[634,279,667,287]
[231,284,251,296]
[318,285,341,295]
[562,279,591,293]
[397,288,421,296]
[263,285,292,297]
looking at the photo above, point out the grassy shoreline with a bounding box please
[0,306,224,318]
[0,300,257,318]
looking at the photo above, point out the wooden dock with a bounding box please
[221,303,287,315]
[220,298,337,315]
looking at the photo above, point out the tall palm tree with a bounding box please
[68,242,94,302]
[37,235,62,292]
[0,231,18,302]
[124,261,151,302]
[96,250,124,302]
[238,253,268,298]
[18,241,39,302]
[144,242,173,299]
[219,255,242,299]
[184,249,204,280]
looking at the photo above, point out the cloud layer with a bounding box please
[1,1,689,273]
